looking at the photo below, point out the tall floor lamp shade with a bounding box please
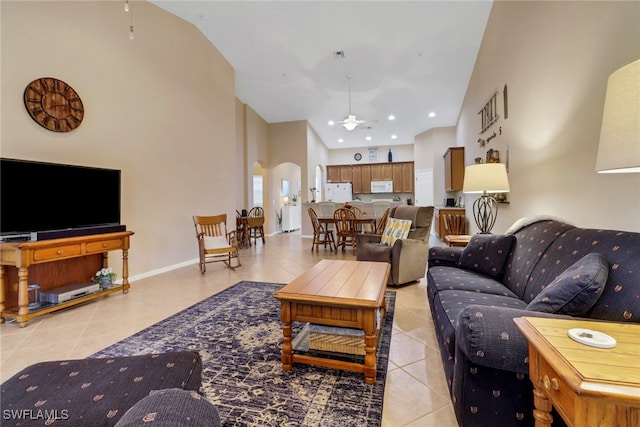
[596,59,640,173]
[463,163,510,234]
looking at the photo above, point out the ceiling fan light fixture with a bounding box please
[342,122,358,131]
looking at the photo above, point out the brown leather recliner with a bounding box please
[355,205,435,286]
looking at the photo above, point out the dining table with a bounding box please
[316,215,377,246]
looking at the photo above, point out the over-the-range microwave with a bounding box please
[371,180,393,193]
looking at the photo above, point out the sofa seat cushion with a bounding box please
[459,234,516,280]
[0,351,203,427]
[526,252,609,316]
[427,266,520,303]
[432,290,527,368]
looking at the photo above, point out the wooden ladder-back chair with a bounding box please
[333,207,357,251]
[193,214,240,273]
[247,207,265,245]
[374,207,390,235]
[444,213,466,236]
[308,208,335,252]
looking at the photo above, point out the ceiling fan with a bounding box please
[337,74,377,131]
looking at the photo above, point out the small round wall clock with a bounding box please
[354,152,362,161]
[24,77,84,132]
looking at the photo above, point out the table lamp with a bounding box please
[462,163,510,234]
[595,59,639,173]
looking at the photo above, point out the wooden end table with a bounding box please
[514,316,640,427]
[444,234,471,247]
[273,259,390,384]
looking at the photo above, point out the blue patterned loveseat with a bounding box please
[426,217,640,426]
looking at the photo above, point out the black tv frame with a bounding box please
[1,158,125,242]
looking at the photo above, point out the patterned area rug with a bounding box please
[93,281,396,426]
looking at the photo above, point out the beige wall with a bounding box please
[458,0,640,233]
[1,1,236,278]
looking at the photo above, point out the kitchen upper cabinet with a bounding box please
[327,165,341,183]
[326,161,413,193]
[361,165,371,194]
[340,166,352,182]
[351,164,372,194]
[402,162,414,193]
[351,165,363,193]
[444,147,465,191]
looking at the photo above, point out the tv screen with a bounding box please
[1,158,121,239]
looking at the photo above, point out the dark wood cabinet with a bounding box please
[326,161,413,194]
[444,147,465,191]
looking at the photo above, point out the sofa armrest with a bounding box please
[456,305,572,373]
[428,246,463,268]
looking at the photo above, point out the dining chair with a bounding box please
[444,213,466,236]
[193,214,240,273]
[308,208,335,252]
[374,207,390,235]
[235,210,249,248]
[333,207,357,251]
[247,207,265,245]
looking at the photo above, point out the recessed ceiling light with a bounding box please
[428,112,436,118]
[366,136,372,141]
[338,138,344,143]
[388,114,395,121]
[328,120,335,126]
[391,134,398,139]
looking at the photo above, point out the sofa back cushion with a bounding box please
[501,220,576,299]
[526,252,608,316]
[459,234,516,280]
[524,227,640,322]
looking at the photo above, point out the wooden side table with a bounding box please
[514,317,640,427]
[444,234,471,247]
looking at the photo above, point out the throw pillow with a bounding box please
[526,252,609,316]
[459,234,516,279]
[380,217,412,246]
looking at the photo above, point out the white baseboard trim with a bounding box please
[124,258,199,283]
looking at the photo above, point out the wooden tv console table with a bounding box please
[0,231,133,327]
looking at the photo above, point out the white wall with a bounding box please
[458,0,640,233]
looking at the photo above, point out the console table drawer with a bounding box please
[32,244,83,261]
[86,239,123,253]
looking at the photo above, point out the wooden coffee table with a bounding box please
[273,259,390,384]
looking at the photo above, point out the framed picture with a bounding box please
[368,147,378,162]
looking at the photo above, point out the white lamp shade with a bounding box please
[462,163,510,193]
[596,59,640,173]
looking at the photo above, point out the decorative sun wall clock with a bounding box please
[24,77,84,132]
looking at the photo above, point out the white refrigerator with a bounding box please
[324,183,353,203]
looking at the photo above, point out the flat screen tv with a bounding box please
[1,158,124,241]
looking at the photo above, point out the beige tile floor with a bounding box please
[0,231,457,427]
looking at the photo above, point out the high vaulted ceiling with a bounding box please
[150,1,493,150]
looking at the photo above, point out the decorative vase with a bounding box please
[388,149,393,162]
[99,277,113,290]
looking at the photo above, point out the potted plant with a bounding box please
[93,267,116,290]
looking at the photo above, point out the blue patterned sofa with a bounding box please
[427,217,640,426]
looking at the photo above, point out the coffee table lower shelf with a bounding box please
[289,322,382,378]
